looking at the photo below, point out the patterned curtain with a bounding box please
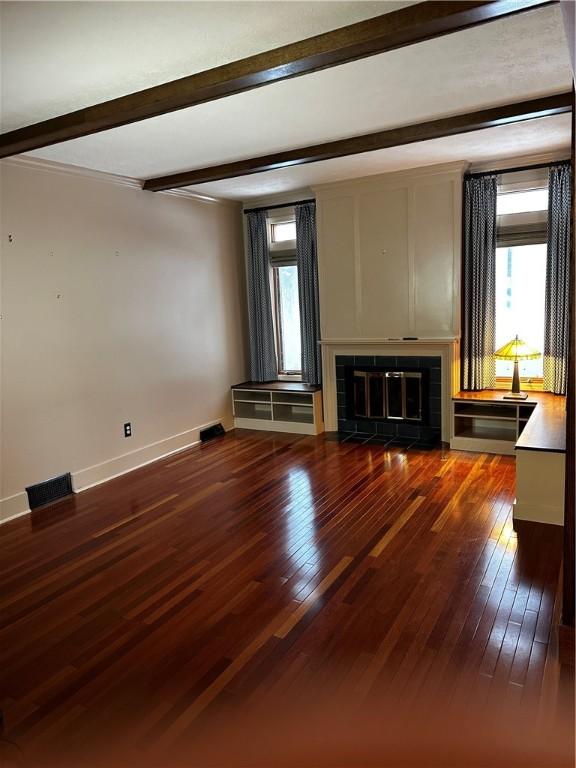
[246,211,277,382]
[296,202,322,386]
[544,162,572,395]
[462,174,497,390]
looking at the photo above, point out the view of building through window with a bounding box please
[495,244,546,378]
[274,264,301,373]
[495,183,548,380]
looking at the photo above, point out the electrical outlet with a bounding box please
[124,422,132,438]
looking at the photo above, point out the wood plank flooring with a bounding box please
[0,431,573,767]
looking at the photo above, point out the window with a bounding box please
[271,221,296,243]
[273,264,301,373]
[496,188,548,215]
[268,211,301,375]
[495,244,546,379]
[495,176,548,382]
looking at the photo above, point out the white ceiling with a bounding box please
[1,1,572,201]
[0,0,407,130]
[180,114,572,199]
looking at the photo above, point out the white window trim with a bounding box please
[495,172,548,381]
[267,207,302,380]
[267,209,297,257]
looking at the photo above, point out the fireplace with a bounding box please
[336,355,442,446]
[351,370,423,422]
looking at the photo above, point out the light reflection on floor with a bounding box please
[285,466,320,597]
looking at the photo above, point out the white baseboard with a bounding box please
[0,492,31,524]
[73,418,233,491]
[0,417,231,525]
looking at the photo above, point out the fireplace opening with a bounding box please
[350,369,423,423]
[336,355,441,445]
[353,370,422,422]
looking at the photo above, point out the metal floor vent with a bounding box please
[26,472,73,510]
[200,423,225,443]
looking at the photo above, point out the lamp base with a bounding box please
[503,391,529,400]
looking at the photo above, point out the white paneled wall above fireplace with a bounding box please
[314,162,467,341]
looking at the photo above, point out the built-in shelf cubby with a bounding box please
[233,399,273,421]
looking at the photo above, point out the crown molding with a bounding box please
[1,155,236,207]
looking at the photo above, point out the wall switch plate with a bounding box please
[124,422,132,437]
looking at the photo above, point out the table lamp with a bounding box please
[494,335,541,400]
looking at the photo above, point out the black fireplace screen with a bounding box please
[353,371,423,422]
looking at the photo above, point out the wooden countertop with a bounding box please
[453,390,566,453]
[232,381,321,393]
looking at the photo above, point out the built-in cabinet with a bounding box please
[232,383,324,435]
[451,397,536,455]
[448,391,566,526]
[314,162,465,342]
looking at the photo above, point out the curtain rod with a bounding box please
[243,198,315,215]
[465,158,570,179]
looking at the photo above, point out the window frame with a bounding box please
[266,208,302,379]
[267,213,297,257]
[494,170,549,390]
[270,220,297,245]
[271,265,302,377]
[494,243,546,389]
[494,375,543,391]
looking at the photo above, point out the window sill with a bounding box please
[494,377,543,392]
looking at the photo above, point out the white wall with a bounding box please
[0,160,248,521]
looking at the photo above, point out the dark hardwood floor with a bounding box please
[0,431,573,767]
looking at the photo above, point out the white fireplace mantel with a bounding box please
[319,337,460,346]
[320,338,460,442]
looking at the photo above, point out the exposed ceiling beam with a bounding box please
[142,93,573,191]
[0,0,558,159]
